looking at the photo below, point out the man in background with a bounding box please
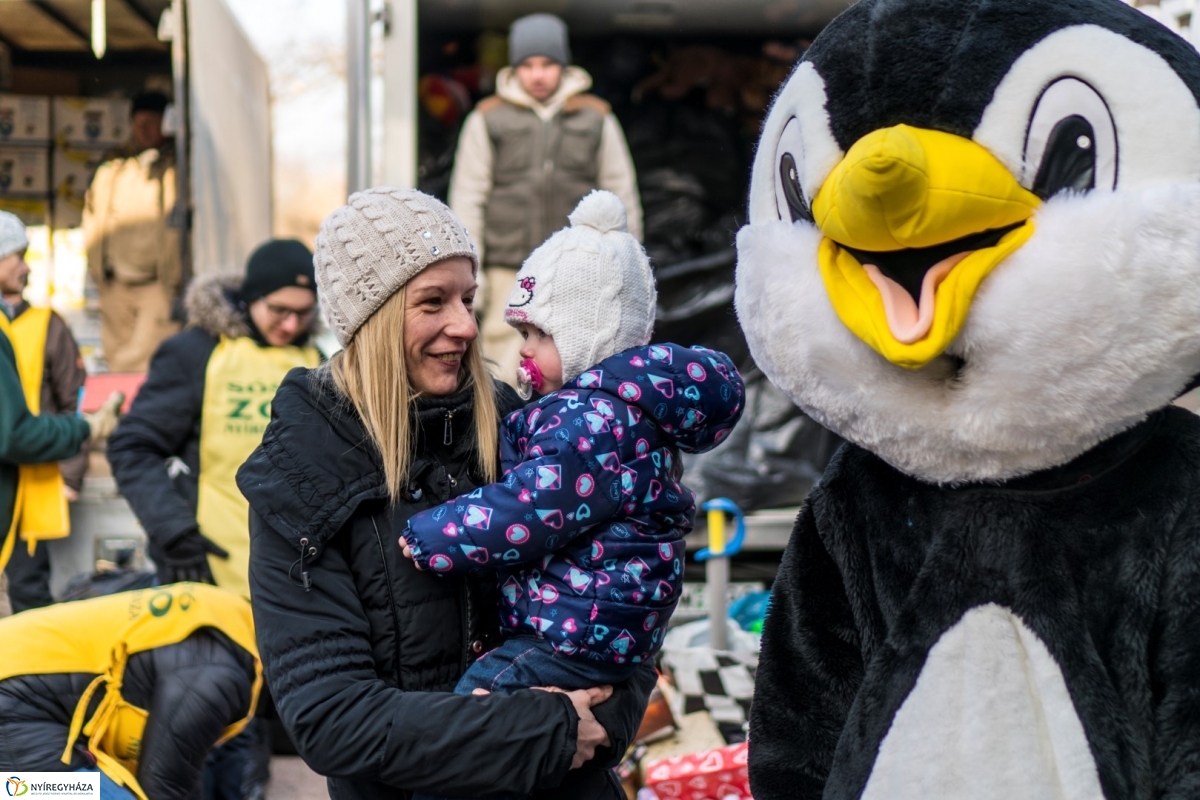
[449,13,643,384]
[0,211,88,613]
[83,90,181,373]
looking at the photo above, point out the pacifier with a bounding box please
[516,358,544,400]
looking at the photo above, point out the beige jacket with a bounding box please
[83,144,181,292]
[449,66,643,266]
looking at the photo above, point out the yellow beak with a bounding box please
[811,125,1041,369]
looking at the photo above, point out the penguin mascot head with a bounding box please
[736,0,1200,483]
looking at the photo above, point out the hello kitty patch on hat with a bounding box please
[503,190,656,384]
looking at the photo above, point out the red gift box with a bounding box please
[643,741,750,800]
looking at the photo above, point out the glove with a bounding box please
[85,391,125,444]
[159,528,230,585]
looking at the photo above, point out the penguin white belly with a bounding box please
[861,604,1104,800]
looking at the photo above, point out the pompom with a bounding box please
[568,190,628,234]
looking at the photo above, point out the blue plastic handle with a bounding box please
[695,497,746,561]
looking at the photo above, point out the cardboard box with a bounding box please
[0,146,49,195]
[0,94,51,143]
[643,741,749,800]
[53,96,131,147]
[0,195,49,227]
[52,145,107,229]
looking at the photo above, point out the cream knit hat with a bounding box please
[505,190,656,383]
[315,187,478,346]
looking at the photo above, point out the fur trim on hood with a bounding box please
[185,274,250,339]
[495,65,592,120]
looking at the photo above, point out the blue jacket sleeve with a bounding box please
[405,419,625,575]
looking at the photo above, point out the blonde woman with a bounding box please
[237,188,653,800]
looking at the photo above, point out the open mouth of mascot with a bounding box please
[737,17,1200,483]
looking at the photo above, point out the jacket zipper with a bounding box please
[444,410,454,446]
[371,518,404,687]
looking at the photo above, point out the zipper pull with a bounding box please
[444,410,454,446]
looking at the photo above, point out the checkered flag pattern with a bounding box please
[661,648,758,744]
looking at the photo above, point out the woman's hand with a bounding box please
[532,685,614,768]
[473,685,614,767]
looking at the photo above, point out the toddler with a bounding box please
[401,191,745,712]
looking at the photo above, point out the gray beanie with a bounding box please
[0,211,28,260]
[509,13,570,67]
[314,187,478,346]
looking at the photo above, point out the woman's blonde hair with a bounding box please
[327,287,500,503]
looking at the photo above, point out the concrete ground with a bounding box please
[268,757,328,799]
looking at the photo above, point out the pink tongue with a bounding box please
[863,252,970,344]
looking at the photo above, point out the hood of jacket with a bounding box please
[185,274,251,339]
[495,65,593,118]
[236,368,518,554]
[570,343,745,455]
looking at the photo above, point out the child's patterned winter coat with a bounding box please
[404,343,745,665]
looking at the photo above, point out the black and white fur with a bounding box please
[737,1,1200,798]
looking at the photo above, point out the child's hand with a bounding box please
[398,536,425,570]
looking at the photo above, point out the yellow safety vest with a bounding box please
[0,308,70,577]
[0,582,262,800]
[196,336,318,598]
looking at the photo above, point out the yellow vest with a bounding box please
[0,308,70,577]
[0,583,262,800]
[196,336,318,598]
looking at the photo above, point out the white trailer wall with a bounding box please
[189,0,272,275]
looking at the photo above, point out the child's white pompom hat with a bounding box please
[504,190,656,383]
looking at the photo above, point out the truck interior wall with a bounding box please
[416,28,841,513]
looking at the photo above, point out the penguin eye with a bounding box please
[775,118,814,223]
[1024,78,1118,198]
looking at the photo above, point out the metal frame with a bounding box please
[28,0,91,46]
[170,0,190,288]
[346,0,371,195]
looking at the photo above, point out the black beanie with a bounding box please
[241,239,317,302]
[131,91,170,115]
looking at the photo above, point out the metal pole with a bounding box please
[170,0,191,289]
[346,0,372,196]
[706,556,730,651]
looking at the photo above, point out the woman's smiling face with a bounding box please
[404,257,478,396]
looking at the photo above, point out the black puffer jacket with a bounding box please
[107,275,318,571]
[237,368,654,800]
[0,629,256,799]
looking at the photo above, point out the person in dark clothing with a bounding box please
[107,240,321,595]
[237,188,654,800]
[107,240,320,800]
[0,583,260,800]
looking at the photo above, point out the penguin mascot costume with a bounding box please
[737,0,1200,798]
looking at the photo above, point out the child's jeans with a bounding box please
[412,636,638,800]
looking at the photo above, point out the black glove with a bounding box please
[159,529,230,585]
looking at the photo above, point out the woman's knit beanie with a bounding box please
[314,187,478,347]
[504,190,656,384]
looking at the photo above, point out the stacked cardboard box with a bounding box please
[0,94,52,232]
[52,96,130,230]
[0,94,133,230]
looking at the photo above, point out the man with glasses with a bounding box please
[108,238,321,596]
[106,239,320,800]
